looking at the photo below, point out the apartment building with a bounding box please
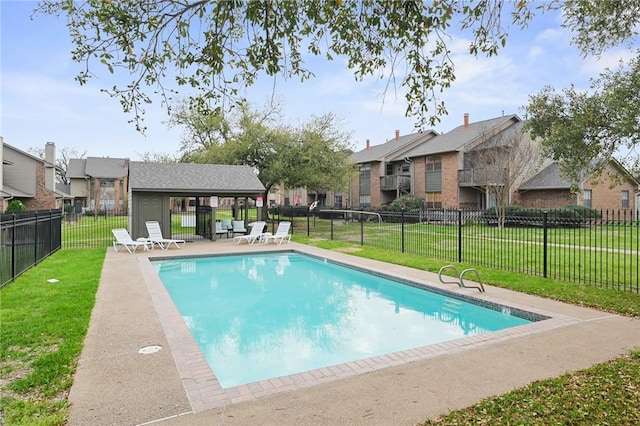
[67,157,129,212]
[349,114,639,213]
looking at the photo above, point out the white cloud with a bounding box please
[580,48,637,75]
[535,27,567,44]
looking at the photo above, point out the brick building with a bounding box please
[347,114,640,213]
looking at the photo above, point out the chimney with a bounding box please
[366,139,370,150]
[44,142,56,191]
[463,113,469,129]
[395,129,400,140]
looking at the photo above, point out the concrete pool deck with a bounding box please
[68,240,639,425]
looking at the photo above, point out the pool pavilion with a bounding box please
[127,161,266,241]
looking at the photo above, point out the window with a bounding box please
[359,195,370,208]
[100,179,115,188]
[334,194,343,208]
[583,189,592,208]
[425,155,442,193]
[386,163,394,176]
[359,164,371,201]
[426,155,441,171]
[401,163,410,173]
[622,190,629,209]
[425,192,442,208]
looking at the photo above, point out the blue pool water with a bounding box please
[152,252,534,388]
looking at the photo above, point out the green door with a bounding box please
[133,193,167,239]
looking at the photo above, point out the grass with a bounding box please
[1,235,638,425]
[62,214,127,248]
[422,349,640,425]
[291,217,639,291]
[0,248,105,426]
[295,236,640,316]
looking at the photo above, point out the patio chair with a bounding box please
[261,221,292,245]
[112,228,151,253]
[221,219,233,232]
[232,220,247,235]
[215,221,229,238]
[145,221,186,250]
[233,221,266,245]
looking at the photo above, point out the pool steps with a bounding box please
[438,265,486,292]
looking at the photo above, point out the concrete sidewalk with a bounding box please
[68,240,640,425]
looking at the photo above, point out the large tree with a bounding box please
[524,57,640,186]
[464,123,541,228]
[36,0,549,130]
[173,102,353,215]
[279,113,354,198]
[524,0,640,186]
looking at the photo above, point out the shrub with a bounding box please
[483,205,601,228]
[381,194,424,212]
[562,205,602,219]
[5,200,27,214]
[269,205,311,217]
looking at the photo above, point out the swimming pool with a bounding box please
[152,252,545,389]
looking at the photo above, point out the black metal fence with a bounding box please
[1,210,62,288]
[61,209,129,249]
[6,205,637,293]
[275,207,640,294]
[59,207,260,248]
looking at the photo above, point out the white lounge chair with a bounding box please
[112,228,151,253]
[261,221,292,245]
[233,221,266,245]
[145,221,186,250]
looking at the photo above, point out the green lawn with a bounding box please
[295,218,639,292]
[1,248,105,425]
[62,214,128,248]
[1,237,638,425]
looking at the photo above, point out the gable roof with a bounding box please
[67,157,129,179]
[519,162,571,190]
[66,159,87,178]
[350,130,439,163]
[519,159,640,191]
[398,115,522,159]
[85,157,128,178]
[128,162,266,194]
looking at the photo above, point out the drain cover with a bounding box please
[138,345,162,354]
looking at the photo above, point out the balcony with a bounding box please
[380,175,411,191]
[459,168,508,187]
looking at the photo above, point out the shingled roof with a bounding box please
[350,130,439,163]
[128,162,265,194]
[519,162,572,190]
[67,157,128,179]
[397,115,521,159]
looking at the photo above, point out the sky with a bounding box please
[0,1,634,161]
